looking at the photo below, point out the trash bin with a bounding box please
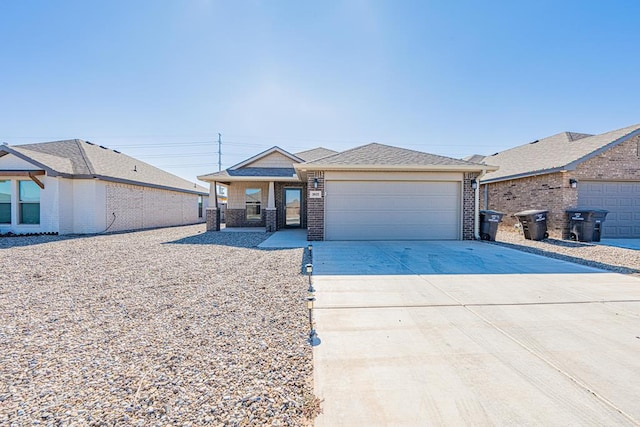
[479,210,504,241]
[566,208,608,242]
[514,210,549,240]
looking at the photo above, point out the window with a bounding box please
[0,180,10,224]
[198,195,203,218]
[245,188,261,221]
[19,180,40,224]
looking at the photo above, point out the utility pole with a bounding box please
[218,133,222,172]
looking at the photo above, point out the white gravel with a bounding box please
[0,225,319,426]
[492,229,640,277]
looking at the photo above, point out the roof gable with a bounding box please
[244,151,300,168]
[230,146,303,170]
[0,149,63,171]
[482,123,640,183]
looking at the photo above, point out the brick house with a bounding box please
[0,140,209,235]
[199,143,495,241]
[478,123,640,238]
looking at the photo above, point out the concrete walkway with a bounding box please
[312,241,640,426]
[258,229,308,248]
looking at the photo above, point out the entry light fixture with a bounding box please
[569,178,578,188]
[471,179,478,190]
[313,177,319,189]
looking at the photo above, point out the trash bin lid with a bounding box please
[480,210,504,215]
[566,208,609,214]
[514,209,548,217]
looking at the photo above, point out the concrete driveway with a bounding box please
[311,241,640,426]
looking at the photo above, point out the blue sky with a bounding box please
[1,1,639,183]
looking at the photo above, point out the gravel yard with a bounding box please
[493,229,640,277]
[0,225,317,426]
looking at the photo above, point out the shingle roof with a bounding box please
[481,124,640,183]
[301,143,492,169]
[294,147,339,162]
[1,139,207,194]
[199,167,297,180]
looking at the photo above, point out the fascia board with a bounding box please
[294,163,498,172]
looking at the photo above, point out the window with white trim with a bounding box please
[19,180,40,224]
[0,180,10,224]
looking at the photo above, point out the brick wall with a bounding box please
[105,182,204,233]
[225,208,265,227]
[306,172,324,241]
[574,134,640,181]
[484,133,640,239]
[462,172,479,240]
[484,173,568,238]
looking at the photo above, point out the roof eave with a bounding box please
[294,163,498,172]
[197,175,301,183]
[481,167,567,184]
[0,146,62,177]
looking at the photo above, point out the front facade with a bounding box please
[0,140,208,235]
[480,124,640,238]
[199,143,495,241]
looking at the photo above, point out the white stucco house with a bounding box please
[0,139,209,235]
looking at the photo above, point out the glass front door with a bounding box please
[284,188,302,227]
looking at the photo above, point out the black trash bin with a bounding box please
[479,210,504,241]
[514,210,549,240]
[566,208,608,242]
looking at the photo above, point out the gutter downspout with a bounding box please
[474,169,487,240]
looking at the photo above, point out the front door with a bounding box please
[284,188,302,228]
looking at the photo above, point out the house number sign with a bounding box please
[309,190,322,198]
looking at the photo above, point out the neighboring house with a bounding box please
[478,123,640,238]
[0,139,209,235]
[198,143,496,241]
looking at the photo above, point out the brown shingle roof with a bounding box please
[294,147,339,162]
[301,143,492,170]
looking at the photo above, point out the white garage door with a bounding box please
[325,181,461,240]
[578,181,640,238]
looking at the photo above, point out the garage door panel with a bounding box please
[325,181,461,240]
[578,181,640,238]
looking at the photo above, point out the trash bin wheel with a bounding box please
[544,232,549,239]
[570,232,577,241]
[481,233,491,241]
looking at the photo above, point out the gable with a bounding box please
[244,151,298,168]
[0,152,45,170]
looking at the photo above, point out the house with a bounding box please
[478,123,640,238]
[0,139,209,235]
[198,143,496,241]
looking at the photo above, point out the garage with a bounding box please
[578,181,640,238]
[325,180,461,240]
